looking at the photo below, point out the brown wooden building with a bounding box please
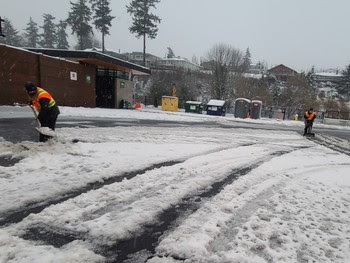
[0,45,150,108]
[267,64,298,81]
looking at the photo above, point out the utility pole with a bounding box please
[0,16,5,37]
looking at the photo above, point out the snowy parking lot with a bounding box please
[0,106,350,262]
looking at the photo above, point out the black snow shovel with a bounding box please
[29,105,57,138]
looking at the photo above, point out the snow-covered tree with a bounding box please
[56,20,69,49]
[166,47,175,58]
[127,0,161,66]
[24,17,40,47]
[40,14,57,48]
[192,55,198,65]
[0,17,24,46]
[278,75,319,118]
[67,0,93,50]
[242,47,251,72]
[306,65,316,87]
[90,0,115,53]
[206,43,244,100]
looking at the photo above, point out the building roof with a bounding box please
[26,48,151,76]
[268,64,298,74]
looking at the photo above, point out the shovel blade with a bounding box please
[36,127,57,137]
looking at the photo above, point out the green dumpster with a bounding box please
[185,101,203,114]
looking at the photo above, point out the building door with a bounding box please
[96,75,115,108]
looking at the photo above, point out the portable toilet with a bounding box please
[206,99,226,116]
[234,98,251,118]
[250,100,263,119]
[162,96,178,112]
[185,101,203,114]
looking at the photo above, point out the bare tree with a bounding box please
[278,75,319,118]
[235,76,272,106]
[206,43,244,100]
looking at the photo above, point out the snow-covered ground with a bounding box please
[0,106,350,263]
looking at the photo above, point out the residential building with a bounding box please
[314,69,344,83]
[267,64,298,81]
[123,52,160,68]
[156,57,201,71]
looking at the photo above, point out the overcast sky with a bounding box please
[2,0,350,72]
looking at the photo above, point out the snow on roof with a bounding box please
[243,73,264,79]
[1,44,80,64]
[235,98,251,103]
[315,72,343,77]
[186,101,202,105]
[207,99,225,106]
[162,96,177,99]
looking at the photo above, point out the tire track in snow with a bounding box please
[0,161,180,226]
[21,147,301,262]
[308,133,350,155]
[0,144,249,226]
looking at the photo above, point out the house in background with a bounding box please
[267,64,298,81]
[156,57,201,71]
[124,52,201,71]
[123,52,160,68]
[314,69,344,83]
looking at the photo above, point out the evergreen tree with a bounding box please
[24,17,40,47]
[90,0,115,53]
[166,47,175,58]
[126,0,161,66]
[74,32,101,50]
[40,14,57,48]
[56,20,69,49]
[342,64,350,79]
[67,0,93,50]
[242,47,251,72]
[306,65,316,87]
[0,18,23,46]
[341,64,350,98]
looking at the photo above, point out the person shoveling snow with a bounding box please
[25,82,60,142]
[303,107,316,137]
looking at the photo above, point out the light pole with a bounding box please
[0,16,5,37]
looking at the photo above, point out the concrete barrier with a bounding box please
[323,118,350,126]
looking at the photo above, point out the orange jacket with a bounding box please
[31,87,56,111]
[304,111,316,121]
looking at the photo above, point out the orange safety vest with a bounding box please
[304,111,316,121]
[31,87,56,111]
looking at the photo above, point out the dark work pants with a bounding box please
[39,106,60,142]
[304,120,313,135]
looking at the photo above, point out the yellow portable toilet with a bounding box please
[162,96,178,112]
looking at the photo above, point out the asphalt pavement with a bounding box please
[0,115,349,143]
